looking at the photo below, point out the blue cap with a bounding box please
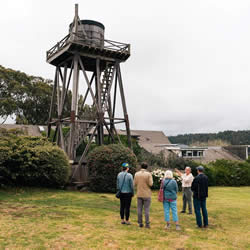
[122,163,130,168]
[196,165,204,171]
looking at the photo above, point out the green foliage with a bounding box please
[75,134,141,159]
[0,65,83,125]
[169,130,250,146]
[170,157,250,187]
[207,159,250,186]
[78,101,97,121]
[87,144,137,193]
[0,129,70,187]
[0,65,56,124]
[137,149,168,168]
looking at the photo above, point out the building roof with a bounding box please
[130,130,170,144]
[198,147,242,163]
[0,124,42,136]
[130,130,171,154]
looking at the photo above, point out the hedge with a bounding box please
[168,156,250,187]
[207,159,250,186]
[87,144,137,193]
[0,129,70,187]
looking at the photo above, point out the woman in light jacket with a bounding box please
[117,163,134,225]
[162,170,181,230]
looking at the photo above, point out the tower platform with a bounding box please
[46,34,130,72]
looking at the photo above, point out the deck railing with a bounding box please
[46,33,130,60]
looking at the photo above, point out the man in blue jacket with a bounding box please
[191,166,208,228]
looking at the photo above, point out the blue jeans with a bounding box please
[163,200,178,222]
[193,198,208,227]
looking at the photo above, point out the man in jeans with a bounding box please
[176,166,194,214]
[191,165,208,228]
[134,162,153,228]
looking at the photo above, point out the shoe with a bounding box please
[176,225,181,231]
[180,211,186,213]
[165,224,171,230]
[121,221,126,225]
[203,225,209,228]
[197,225,202,228]
[125,221,131,225]
[139,224,144,228]
[188,212,192,215]
[145,224,150,229]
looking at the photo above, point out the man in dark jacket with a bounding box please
[191,166,208,228]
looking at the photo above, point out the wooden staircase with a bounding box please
[73,122,95,150]
[65,122,95,159]
[101,64,115,112]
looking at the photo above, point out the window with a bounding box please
[193,151,198,157]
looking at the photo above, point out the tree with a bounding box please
[0,65,74,125]
[16,78,54,124]
[0,65,29,123]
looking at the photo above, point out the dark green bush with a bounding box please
[87,144,137,193]
[0,130,70,187]
[207,159,250,186]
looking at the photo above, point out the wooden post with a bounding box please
[80,72,95,111]
[56,67,61,145]
[96,58,104,145]
[117,64,132,148]
[47,69,58,138]
[68,55,79,160]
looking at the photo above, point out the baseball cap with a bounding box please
[196,165,204,171]
[122,163,130,168]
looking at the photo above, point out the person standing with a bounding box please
[117,163,134,225]
[191,165,208,228]
[175,166,194,214]
[162,170,181,230]
[134,162,153,228]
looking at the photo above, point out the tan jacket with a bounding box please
[134,169,153,198]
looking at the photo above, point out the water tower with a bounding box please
[46,4,131,182]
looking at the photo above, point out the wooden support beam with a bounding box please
[47,69,58,138]
[78,56,100,114]
[78,125,98,166]
[68,55,79,160]
[56,67,61,117]
[96,58,104,145]
[117,64,132,148]
[61,60,73,117]
[79,72,95,111]
[103,119,115,142]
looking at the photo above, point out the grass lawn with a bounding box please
[0,187,249,249]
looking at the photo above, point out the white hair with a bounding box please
[165,170,173,179]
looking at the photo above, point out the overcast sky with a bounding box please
[1,0,250,135]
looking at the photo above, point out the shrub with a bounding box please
[207,159,250,186]
[0,130,70,187]
[87,144,137,193]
